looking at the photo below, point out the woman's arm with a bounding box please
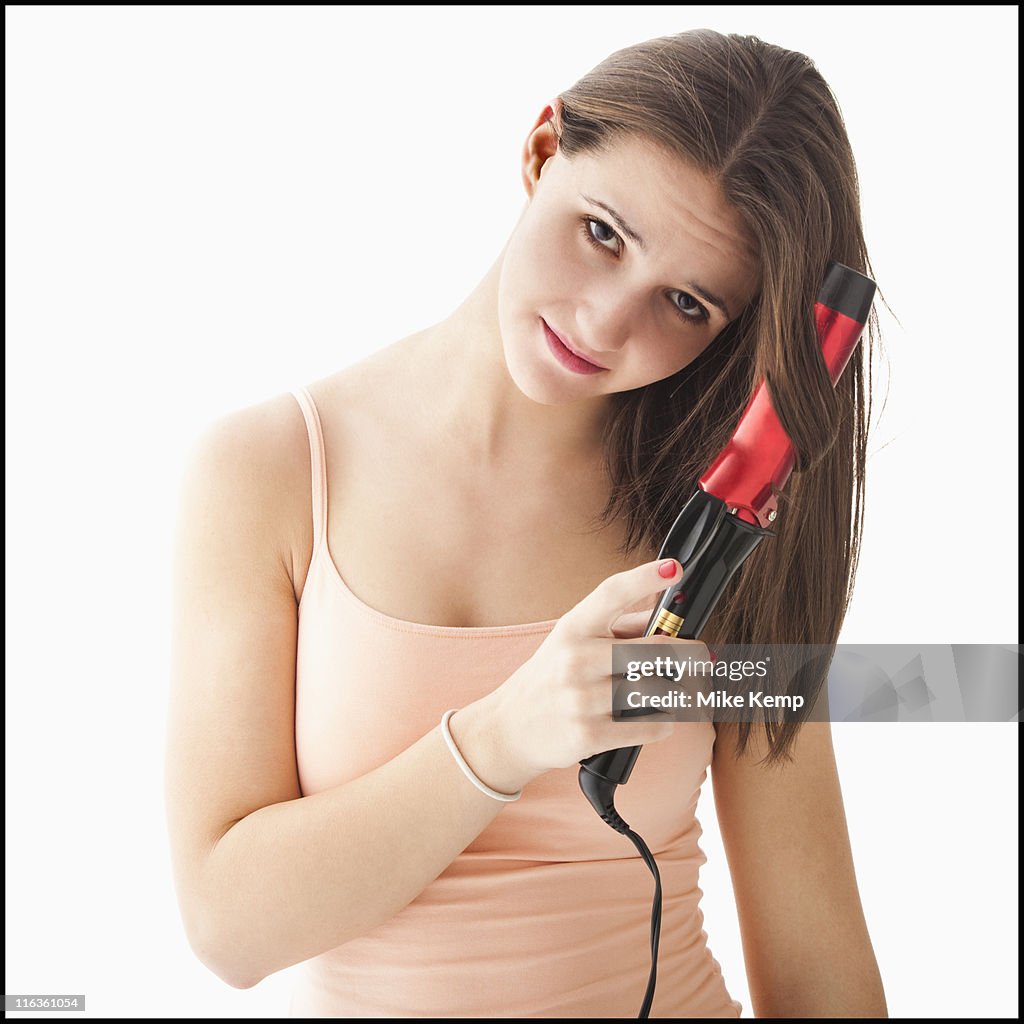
[710,719,887,1018]
[165,399,529,990]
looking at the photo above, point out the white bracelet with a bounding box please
[440,709,522,803]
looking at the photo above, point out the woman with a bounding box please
[166,29,887,1018]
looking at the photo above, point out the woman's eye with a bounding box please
[581,216,622,254]
[672,292,706,320]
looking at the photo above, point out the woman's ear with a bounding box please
[520,100,561,198]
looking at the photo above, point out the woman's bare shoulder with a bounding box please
[230,330,426,485]
[181,391,317,589]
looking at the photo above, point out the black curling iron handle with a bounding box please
[579,489,772,787]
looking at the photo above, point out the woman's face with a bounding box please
[498,108,761,405]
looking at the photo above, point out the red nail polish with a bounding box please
[658,560,678,579]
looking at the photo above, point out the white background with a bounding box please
[5,5,1018,1019]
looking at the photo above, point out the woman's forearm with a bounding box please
[192,695,528,989]
[748,948,888,1018]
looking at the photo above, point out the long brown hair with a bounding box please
[554,30,886,764]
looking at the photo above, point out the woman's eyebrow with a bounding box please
[580,193,733,320]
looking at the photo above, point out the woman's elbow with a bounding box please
[182,906,264,991]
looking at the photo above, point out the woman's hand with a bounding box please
[463,558,708,790]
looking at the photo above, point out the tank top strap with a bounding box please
[290,386,328,558]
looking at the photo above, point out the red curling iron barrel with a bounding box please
[699,262,876,529]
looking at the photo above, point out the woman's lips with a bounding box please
[541,319,609,374]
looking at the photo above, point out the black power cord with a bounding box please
[579,771,662,1019]
[621,825,662,1018]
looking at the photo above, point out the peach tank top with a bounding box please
[286,385,741,1019]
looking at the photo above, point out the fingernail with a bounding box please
[658,559,679,579]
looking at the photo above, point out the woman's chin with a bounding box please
[506,364,589,406]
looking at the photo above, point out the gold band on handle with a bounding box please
[648,608,684,637]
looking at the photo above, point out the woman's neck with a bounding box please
[410,249,614,472]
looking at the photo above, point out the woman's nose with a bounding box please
[576,291,638,355]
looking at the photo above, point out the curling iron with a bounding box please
[578,260,876,1018]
